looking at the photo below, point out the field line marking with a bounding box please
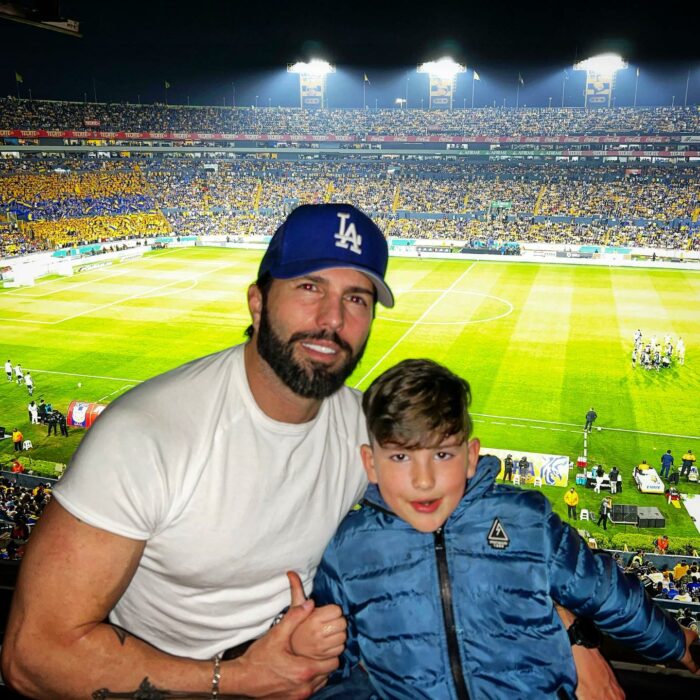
[596,426,700,440]
[353,262,477,387]
[476,412,581,427]
[475,412,700,441]
[49,261,233,325]
[98,384,134,402]
[25,368,143,383]
[0,247,185,299]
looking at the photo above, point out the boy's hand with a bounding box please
[287,571,347,660]
[678,626,700,675]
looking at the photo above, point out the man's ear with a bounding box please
[247,283,263,333]
[465,438,481,479]
[360,444,378,484]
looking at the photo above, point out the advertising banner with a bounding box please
[67,400,106,429]
[584,72,613,108]
[429,76,453,109]
[300,74,324,109]
[484,447,570,487]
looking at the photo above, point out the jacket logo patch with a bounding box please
[487,518,510,550]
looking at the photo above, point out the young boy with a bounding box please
[296,359,698,699]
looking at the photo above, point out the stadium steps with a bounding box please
[533,184,546,216]
[253,180,263,211]
[392,184,400,212]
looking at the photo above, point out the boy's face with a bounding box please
[361,436,481,533]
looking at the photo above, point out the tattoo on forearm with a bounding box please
[110,624,130,646]
[93,676,250,699]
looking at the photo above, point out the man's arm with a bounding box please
[2,500,337,699]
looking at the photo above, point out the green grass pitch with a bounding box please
[1,247,698,543]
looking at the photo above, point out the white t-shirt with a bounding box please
[53,344,368,659]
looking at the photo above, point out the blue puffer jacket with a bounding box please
[313,455,685,699]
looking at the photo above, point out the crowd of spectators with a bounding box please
[2,98,699,136]
[1,153,698,253]
[0,475,52,560]
[626,552,700,604]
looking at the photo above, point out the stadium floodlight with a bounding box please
[417,57,466,80]
[395,98,406,108]
[287,59,336,76]
[573,53,627,75]
[573,53,627,109]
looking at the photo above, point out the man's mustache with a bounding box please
[287,330,353,355]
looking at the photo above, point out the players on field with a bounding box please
[632,332,685,370]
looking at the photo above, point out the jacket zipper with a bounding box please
[434,526,470,700]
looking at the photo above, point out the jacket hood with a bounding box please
[362,453,502,523]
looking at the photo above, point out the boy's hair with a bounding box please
[362,359,472,449]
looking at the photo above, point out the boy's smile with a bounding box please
[361,437,481,532]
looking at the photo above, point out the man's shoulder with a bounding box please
[90,345,244,427]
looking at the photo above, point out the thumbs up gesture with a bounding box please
[287,571,347,661]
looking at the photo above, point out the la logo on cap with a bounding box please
[334,212,362,255]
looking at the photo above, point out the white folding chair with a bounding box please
[512,474,521,485]
[579,509,589,521]
[533,477,543,488]
[22,439,33,451]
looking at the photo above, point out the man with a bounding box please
[681,449,696,479]
[596,497,612,531]
[11,428,23,453]
[585,407,597,433]
[25,371,34,396]
[2,203,394,698]
[677,337,685,365]
[518,455,529,480]
[660,450,674,479]
[502,453,514,481]
[608,466,620,494]
[673,560,689,583]
[2,204,622,700]
[14,362,23,386]
[654,534,670,555]
[593,464,605,493]
[4,359,12,381]
[46,410,59,436]
[564,487,579,520]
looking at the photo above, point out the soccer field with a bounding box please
[1,246,699,541]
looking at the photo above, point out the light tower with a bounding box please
[573,53,627,108]
[287,59,335,109]
[417,57,466,110]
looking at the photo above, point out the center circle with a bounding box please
[376,289,513,326]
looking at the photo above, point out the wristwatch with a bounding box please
[567,618,601,648]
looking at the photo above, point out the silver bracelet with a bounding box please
[211,653,222,699]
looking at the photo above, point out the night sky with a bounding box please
[1,0,699,107]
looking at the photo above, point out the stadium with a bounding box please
[0,1,699,697]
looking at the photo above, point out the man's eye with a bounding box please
[390,453,408,462]
[348,295,368,306]
[436,452,453,460]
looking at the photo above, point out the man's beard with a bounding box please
[256,305,368,400]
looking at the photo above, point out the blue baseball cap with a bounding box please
[258,203,394,308]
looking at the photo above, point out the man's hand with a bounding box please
[678,626,700,675]
[571,645,625,700]
[231,572,339,698]
[554,606,624,700]
[287,571,347,660]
